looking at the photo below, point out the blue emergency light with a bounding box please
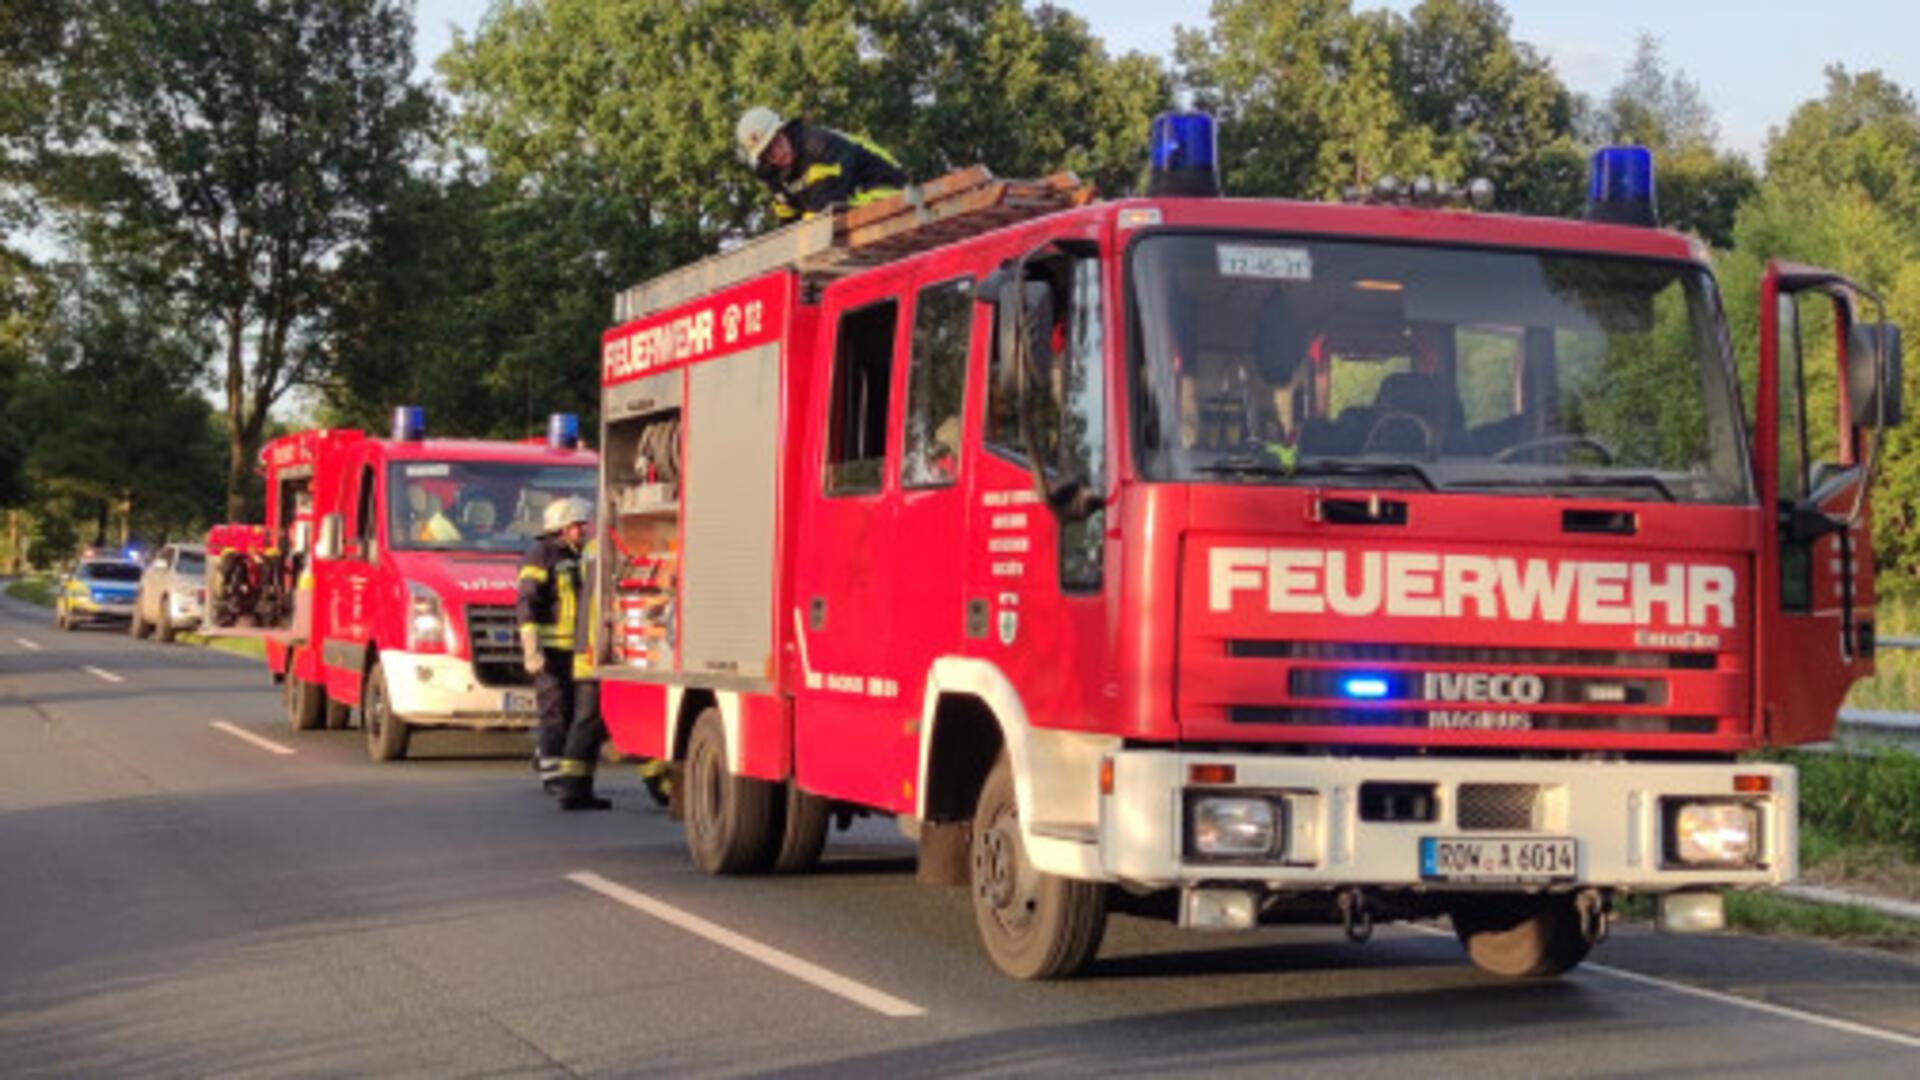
[1340,675,1392,701]
[392,405,426,441]
[1147,110,1221,198]
[1584,146,1658,228]
[548,412,581,450]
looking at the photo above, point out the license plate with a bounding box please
[1420,837,1578,882]
[503,690,535,713]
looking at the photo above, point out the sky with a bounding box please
[413,0,1920,163]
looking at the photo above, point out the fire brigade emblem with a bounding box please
[996,609,1018,646]
[722,303,742,344]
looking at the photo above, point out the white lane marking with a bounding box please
[14,637,42,651]
[1404,923,1920,1050]
[82,665,125,683]
[209,721,297,756]
[567,870,926,1019]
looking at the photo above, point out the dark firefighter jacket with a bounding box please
[757,122,908,222]
[517,533,580,653]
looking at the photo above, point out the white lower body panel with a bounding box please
[381,650,537,730]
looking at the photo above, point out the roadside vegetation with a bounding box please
[1843,596,1920,712]
[5,573,264,660]
[4,574,54,607]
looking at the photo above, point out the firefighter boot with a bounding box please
[555,774,611,812]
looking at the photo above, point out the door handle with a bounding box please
[808,596,827,631]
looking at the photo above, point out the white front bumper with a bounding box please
[1098,751,1795,892]
[381,650,537,730]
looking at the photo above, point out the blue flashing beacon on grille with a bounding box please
[1341,676,1391,700]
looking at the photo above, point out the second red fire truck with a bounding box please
[209,411,597,761]
[586,118,1905,979]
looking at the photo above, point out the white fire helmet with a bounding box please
[736,106,785,166]
[543,496,591,534]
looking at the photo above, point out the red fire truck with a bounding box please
[589,125,1904,979]
[210,410,597,761]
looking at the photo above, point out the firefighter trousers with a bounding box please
[533,649,575,766]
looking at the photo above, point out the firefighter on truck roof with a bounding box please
[736,106,908,223]
[517,497,611,810]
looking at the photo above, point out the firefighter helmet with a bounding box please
[736,106,786,166]
[543,496,590,534]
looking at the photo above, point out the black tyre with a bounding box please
[683,708,777,874]
[286,665,324,733]
[970,755,1106,980]
[324,697,353,731]
[154,597,176,644]
[362,659,410,762]
[56,603,74,632]
[770,782,832,873]
[1451,896,1593,979]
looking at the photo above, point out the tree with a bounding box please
[1584,34,1755,247]
[1177,0,1448,200]
[16,1,435,519]
[1385,0,1584,215]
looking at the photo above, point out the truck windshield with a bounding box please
[388,460,596,552]
[1128,234,1750,503]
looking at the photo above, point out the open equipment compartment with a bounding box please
[597,270,803,691]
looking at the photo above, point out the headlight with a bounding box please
[1190,796,1279,857]
[1669,801,1759,866]
[405,581,448,653]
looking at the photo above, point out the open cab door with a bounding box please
[1756,260,1904,745]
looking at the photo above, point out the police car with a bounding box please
[55,554,144,631]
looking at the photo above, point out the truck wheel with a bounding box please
[130,606,150,639]
[970,755,1106,980]
[324,697,353,731]
[362,659,410,761]
[683,707,777,874]
[1451,896,1593,978]
[770,782,832,873]
[286,667,324,732]
[154,597,176,643]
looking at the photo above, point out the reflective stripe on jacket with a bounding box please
[760,122,908,222]
[516,533,579,651]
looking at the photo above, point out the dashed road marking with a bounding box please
[1404,923,1920,1050]
[209,720,296,756]
[14,637,41,651]
[82,665,125,683]
[567,870,926,1019]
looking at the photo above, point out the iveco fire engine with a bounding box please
[208,410,596,761]
[587,115,1905,979]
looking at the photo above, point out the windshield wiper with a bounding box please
[1193,456,1437,491]
[1462,472,1678,501]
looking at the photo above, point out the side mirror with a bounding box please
[314,514,342,561]
[292,520,314,557]
[1847,322,1904,428]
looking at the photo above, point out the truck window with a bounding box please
[902,278,973,489]
[388,460,596,552]
[825,299,899,496]
[355,464,377,550]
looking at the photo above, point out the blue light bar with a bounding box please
[1585,146,1658,227]
[1147,110,1221,198]
[1341,676,1391,700]
[392,405,426,442]
[547,412,581,450]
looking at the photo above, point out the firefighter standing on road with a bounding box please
[736,106,909,223]
[517,497,610,810]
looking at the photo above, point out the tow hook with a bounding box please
[1338,889,1373,944]
[1576,888,1609,945]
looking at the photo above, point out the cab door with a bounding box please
[792,288,909,810]
[1757,262,1898,745]
[326,455,381,703]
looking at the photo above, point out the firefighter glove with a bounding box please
[520,626,545,675]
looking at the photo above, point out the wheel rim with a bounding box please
[974,800,1040,938]
[367,679,386,740]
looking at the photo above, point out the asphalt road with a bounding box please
[4,591,1919,1077]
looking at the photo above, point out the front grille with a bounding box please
[1231,640,1716,670]
[1457,783,1541,831]
[467,605,529,687]
[1228,706,1718,735]
[1287,669,1667,707]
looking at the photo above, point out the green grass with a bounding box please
[177,632,267,661]
[1724,891,1920,948]
[4,575,57,607]
[1778,747,1920,860]
[1846,594,1920,711]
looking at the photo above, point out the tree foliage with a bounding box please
[12,0,434,518]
